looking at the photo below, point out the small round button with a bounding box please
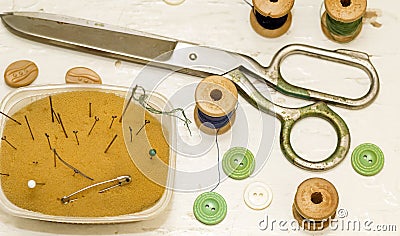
[351,143,384,176]
[193,192,227,225]
[222,147,255,180]
[244,182,273,210]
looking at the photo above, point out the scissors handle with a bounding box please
[265,44,379,109]
[278,102,350,171]
[227,68,350,171]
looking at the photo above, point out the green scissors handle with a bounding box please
[227,67,350,171]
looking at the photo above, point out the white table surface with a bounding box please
[0,0,399,235]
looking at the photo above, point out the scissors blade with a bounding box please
[0,12,178,60]
[0,12,249,77]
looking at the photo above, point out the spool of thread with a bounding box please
[321,0,367,43]
[250,0,294,38]
[292,178,339,231]
[194,76,238,135]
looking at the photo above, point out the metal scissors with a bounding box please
[0,12,379,171]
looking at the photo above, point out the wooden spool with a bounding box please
[250,0,294,38]
[321,0,367,43]
[194,76,238,135]
[292,178,339,231]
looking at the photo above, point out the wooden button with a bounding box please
[4,60,38,88]
[65,67,102,84]
[195,76,238,117]
[250,10,292,38]
[325,0,367,23]
[293,178,338,221]
[252,0,294,18]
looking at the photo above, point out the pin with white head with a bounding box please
[28,180,45,189]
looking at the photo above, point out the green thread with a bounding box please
[326,13,362,36]
[128,85,192,135]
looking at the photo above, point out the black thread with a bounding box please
[210,129,221,192]
[254,9,288,30]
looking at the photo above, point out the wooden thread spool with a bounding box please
[194,76,238,135]
[250,0,294,38]
[292,178,339,231]
[321,0,367,43]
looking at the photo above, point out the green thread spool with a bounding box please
[322,0,367,43]
[325,14,362,36]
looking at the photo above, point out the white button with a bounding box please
[243,182,273,210]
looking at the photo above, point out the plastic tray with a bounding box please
[0,84,176,224]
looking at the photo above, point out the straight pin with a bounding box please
[73,130,79,145]
[89,103,92,118]
[1,136,17,150]
[53,149,94,181]
[25,115,34,140]
[0,173,10,176]
[109,115,117,129]
[136,120,150,135]
[57,113,68,138]
[53,148,57,167]
[88,116,99,136]
[54,110,61,124]
[45,133,52,150]
[0,111,22,125]
[49,96,55,122]
[28,180,45,189]
[129,126,133,143]
[104,134,118,153]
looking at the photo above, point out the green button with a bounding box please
[222,147,255,180]
[193,192,227,225]
[351,143,384,176]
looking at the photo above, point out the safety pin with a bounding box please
[61,175,131,204]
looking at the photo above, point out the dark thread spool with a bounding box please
[321,0,367,43]
[250,0,294,38]
[194,76,238,135]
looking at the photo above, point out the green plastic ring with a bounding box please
[351,143,384,176]
[193,192,227,225]
[222,147,255,180]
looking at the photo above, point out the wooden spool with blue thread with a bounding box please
[194,76,238,135]
[250,0,294,38]
[321,0,367,43]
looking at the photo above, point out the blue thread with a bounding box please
[210,130,220,192]
[197,109,233,129]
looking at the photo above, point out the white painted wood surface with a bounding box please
[0,0,399,235]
